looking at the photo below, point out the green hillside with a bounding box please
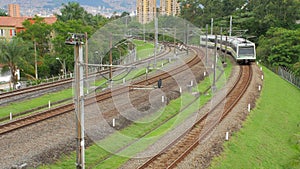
[210,67,300,169]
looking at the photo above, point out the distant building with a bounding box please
[8,4,20,17]
[137,0,157,24]
[160,0,180,16]
[0,4,56,40]
[0,16,56,40]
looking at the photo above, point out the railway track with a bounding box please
[137,64,253,169]
[0,44,173,105]
[0,46,201,136]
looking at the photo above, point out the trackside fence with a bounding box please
[267,66,300,89]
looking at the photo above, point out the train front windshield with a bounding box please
[238,46,254,56]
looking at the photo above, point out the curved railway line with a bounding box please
[0,44,173,105]
[137,64,253,169]
[0,46,201,136]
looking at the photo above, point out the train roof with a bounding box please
[205,35,255,46]
[227,36,255,46]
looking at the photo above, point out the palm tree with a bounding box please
[56,2,87,22]
[0,38,32,89]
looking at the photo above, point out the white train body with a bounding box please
[201,35,256,63]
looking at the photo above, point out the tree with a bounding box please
[52,2,109,76]
[56,2,87,22]
[0,9,7,16]
[52,20,93,73]
[257,27,300,71]
[179,0,247,27]
[56,2,108,29]
[17,16,53,78]
[121,12,130,17]
[247,0,300,35]
[0,38,32,88]
[18,16,53,57]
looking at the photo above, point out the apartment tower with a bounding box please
[137,0,157,24]
[160,0,180,16]
[8,4,21,17]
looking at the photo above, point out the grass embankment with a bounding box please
[132,39,154,60]
[210,67,300,169]
[0,89,73,119]
[40,58,232,169]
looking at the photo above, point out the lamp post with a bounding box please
[56,57,66,78]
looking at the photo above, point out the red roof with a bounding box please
[43,17,57,24]
[0,16,29,28]
[0,16,57,28]
[27,16,57,25]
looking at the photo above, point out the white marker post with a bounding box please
[48,100,51,109]
[162,96,165,103]
[258,85,261,91]
[10,112,12,120]
[248,104,251,112]
[204,71,206,77]
[113,118,115,127]
[261,75,264,80]
[190,80,193,87]
[260,67,262,71]
[226,132,229,141]
[179,87,182,93]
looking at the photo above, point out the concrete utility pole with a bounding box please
[229,16,232,37]
[75,41,85,169]
[109,33,113,81]
[205,24,208,66]
[220,27,223,61]
[211,18,214,35]
[186,24,189,55]
[85,32,88,79]
[65,33,86,169]
[34,40,38,79]
[174,28,176,58]
[85,32,89,94]
[143,23,146,43]
[154,16,158,68]
[213,34,217,91]
[225,36,228,62]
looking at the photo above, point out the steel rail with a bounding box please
[0,45,172,104]
[0,46,199,136]
[138,64,253,169]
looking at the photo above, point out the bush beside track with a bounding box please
[210,66,300,169]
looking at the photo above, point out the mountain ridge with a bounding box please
[0,0,136,15]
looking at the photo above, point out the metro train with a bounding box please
[201,35,256,64]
